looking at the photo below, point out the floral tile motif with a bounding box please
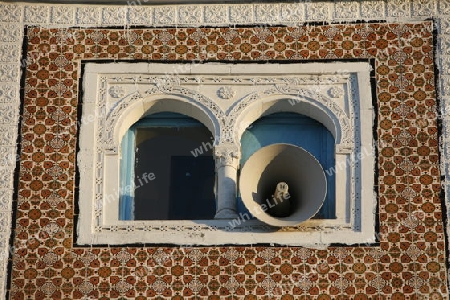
[10,22,449,299]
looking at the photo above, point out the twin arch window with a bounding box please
[77,62,375,245]
[119,111,336,221]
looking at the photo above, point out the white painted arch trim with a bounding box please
[107,94,220,154]
[232,93,346,148]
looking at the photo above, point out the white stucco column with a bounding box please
[214,143,240,219]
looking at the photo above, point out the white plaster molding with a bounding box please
[0,45,20,63]
[102,6,127,25]
[178,5,203,24]
[76,6,102,26]
[77,61,375,245]
[51,5,75,24]
[439,0,450,15]
[0,3,23,23]
[0,4,24,297]
[0,24,22,43]
[2,1,447,29]
[0,84,18,104]
[154,5,176,24]
[0,104,18,125]
[0,147,16,169]
[204,5,228,24]
[0,189,12,212]
[255,3,280,24]
[95,63,355,149]
[128,6,154,25]
[0,126,16,146]
[0,64,20,82]
[360,1,386,19]
[280,3,305,22]
[0,169,13,194]
[334,0,360,20]
[412,0,437,16]
[387,0,411,18]
[306,2,331,21]
[24,5,49,24]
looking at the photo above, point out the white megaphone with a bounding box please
[239,143,327,227]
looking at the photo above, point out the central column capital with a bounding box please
[214,143,240,170]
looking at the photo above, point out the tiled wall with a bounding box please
[8,21,449,299]
[1,1,450,299]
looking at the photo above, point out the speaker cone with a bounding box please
[239,143,327,227]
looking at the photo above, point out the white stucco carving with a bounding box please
[77,61,374,246]
[217,86,235,100]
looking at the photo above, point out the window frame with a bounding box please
[77,61,376,246]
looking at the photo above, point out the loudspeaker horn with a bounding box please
[239,143,327,227]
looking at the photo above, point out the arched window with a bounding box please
[239,112,336,219]
[78,61,375,245]
[119,112,216,220]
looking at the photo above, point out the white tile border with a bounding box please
[0,0,448,298]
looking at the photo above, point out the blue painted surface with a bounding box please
[239,112,336,219]
[119,112,210,220]
[119,128,135,220]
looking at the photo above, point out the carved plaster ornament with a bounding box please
[108,85,125,98]
[268,182,291,218]
[214,144,240,170]
[328,86,344,98]
[217,86,235,99]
